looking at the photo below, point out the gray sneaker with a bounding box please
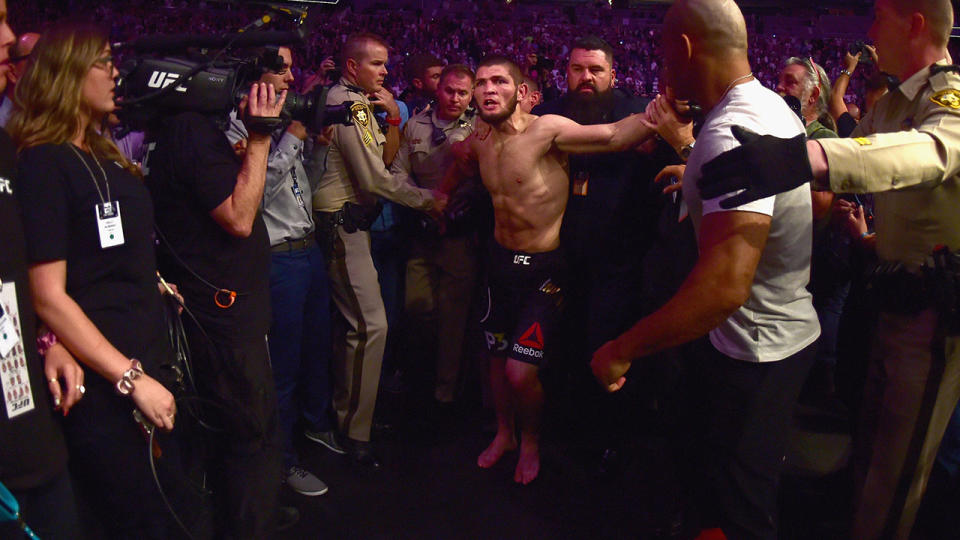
[285,466,328,497]
[304,428,348,455]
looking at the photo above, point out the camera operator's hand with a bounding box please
[131,375,177,432]
[287,120,308,141]
[242,82,287,139]
[369,87,401,120]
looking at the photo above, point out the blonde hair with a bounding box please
[8,23,139,176]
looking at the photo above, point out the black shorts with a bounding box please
[480,242,566,366]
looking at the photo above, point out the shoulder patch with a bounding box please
[930,89,960,110]
[853,137,872,146]
[351,102,370,127]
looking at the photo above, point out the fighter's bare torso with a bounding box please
[469,113,570,253]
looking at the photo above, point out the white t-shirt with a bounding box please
[682,79,820,363]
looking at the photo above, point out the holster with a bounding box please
[314,202,383,257]
[865,246,960,334]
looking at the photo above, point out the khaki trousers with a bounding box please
[325,227,387,442]
[853,308,960,539]
[404,235,478,402]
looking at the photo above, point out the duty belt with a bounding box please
[270,236,315,253]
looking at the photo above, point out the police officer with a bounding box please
[391,64,477,410]
[698,1,960,537]
[313,32,446,468]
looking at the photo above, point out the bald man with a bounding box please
[0,31,38,127]
[698,1,960,537]
[591,1,819,537]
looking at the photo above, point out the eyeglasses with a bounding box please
[92,54,115,71]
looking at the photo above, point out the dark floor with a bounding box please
[269,389,862,540]
[273,389,685,540]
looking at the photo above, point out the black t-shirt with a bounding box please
[0,131,68,490]
[146,112,271,339]
[17,143,167,360]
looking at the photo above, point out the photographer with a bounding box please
[12,22,191,537]
[145,69,287,536]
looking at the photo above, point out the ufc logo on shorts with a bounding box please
[513,255,531,265]
[0,177,11,195]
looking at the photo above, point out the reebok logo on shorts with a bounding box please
[513,323,545,359]
[517,322,544,349]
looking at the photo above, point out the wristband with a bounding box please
[840,69,853,77]
[385,116,401,127]
[860,231,872,239]
[36,330,58,357]
[115,359,144,396]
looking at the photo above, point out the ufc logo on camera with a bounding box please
[147,71,188,93]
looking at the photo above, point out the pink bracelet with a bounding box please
[36,330,58,357]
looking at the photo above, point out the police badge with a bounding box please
[351,102,370,126]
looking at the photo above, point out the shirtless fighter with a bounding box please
[445,56,655,484]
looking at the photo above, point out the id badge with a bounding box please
[96,201,125,249]
[572,171,589,197]
[0,302,18,358]
[291,184,306,209]
[0,281,33,418]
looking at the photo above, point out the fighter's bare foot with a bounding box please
[514,439,540,484]
[478,431,517,468]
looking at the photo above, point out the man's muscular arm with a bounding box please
[591,210,770,391]
[210,82,286,237]
[542,113,656,154]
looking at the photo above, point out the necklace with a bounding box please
[720,72,754,101]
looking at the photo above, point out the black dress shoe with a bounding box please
[348,439,382,471]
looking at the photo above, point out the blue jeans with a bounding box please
[268,245,333,467]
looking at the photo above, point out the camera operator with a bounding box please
[145,73,287,536]
[312,32,446,469]
[224,45,334,497]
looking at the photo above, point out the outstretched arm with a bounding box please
[543,113,656,154]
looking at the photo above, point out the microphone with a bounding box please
[115,29,305,53]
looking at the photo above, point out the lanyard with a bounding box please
[67,144,111,205]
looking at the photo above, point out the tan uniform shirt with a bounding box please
[312,79,435,213]
[818,60,960,266]
[390,109,476,190]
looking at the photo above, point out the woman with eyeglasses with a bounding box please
[8,23,199,538]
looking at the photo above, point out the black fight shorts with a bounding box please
[480,242,566,366]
